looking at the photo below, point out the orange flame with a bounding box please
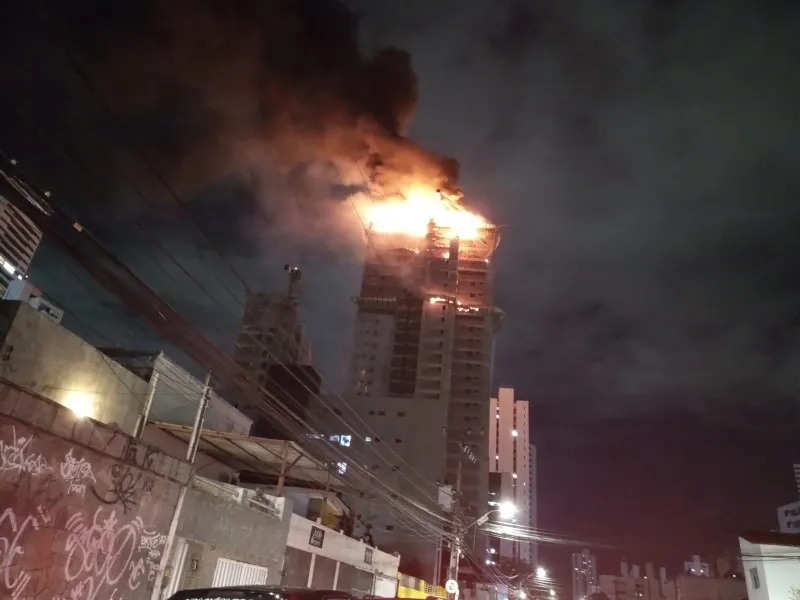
[365,186,489,240]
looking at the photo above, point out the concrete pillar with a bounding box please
[307,554,317,588]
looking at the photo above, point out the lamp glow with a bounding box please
[498,502,517,519]
[63,391,95,419]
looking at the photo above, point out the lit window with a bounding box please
[512,473,518,479]
[512,430,518,437]
[365,436,372,442]
[336,462,347,474]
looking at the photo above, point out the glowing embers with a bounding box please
[427,295,481,312]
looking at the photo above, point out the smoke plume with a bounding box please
[45,0,461,203]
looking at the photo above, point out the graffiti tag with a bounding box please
[0,426,50,476]
[64,506,165,600]
[92,464,142,513]
[0,507,41,599]
[60,449,96,497]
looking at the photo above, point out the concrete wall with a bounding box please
[0,378,191,600]
[100,350,253,435]
[0,301,148,434]
[171,480,292,589]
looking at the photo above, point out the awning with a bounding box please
[153,422,347,489]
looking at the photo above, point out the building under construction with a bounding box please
[232,266,319,439]
[341,220,503,567]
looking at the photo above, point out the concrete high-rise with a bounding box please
[488,387,536,567]
[572,549,598,600]
[341,221,503,563]
[232,266,319,438]
[0,195,43,294]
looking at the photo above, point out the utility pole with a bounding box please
[447,459,463,598]
[133,372,160,439]
[151,371,213,600]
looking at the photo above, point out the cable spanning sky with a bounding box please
[1,0,800,578]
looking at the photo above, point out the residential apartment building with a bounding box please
[0,195,43,293]
[340,222,503,563]
[572,549,597,600]
[488,387,536,567]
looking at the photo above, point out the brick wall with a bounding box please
[0,379,191,600]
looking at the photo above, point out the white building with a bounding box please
[0,195,43,293]
[286,512,400,596]
[778,500,800,533]
[488,387,536,567]
[572,549,597,600]
[739,530,800,600]
[683,554,711,577]
[336,223,503,563]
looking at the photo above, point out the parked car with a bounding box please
[167,587,360,600]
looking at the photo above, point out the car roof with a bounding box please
[168,587,354,599]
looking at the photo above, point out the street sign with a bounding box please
[445,579,459,594]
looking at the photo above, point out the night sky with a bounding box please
[2,0,800,584]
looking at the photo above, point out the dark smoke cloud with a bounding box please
[23,0,461,201]
[348,0,800,423]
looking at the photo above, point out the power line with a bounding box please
[24,0,251,294]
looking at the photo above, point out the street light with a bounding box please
[518,592,526,599]
[549,590,555,597]
[536,567,548,579]
[474,502,517,527]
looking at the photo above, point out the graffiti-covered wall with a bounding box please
[0,378,192,600]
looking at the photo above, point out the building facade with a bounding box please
[0,195,42,293]
[740,530,800,600]
[341,223,503,563]
[572,549,597,600]
[488,387,536,567]
[597,561,746,600]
